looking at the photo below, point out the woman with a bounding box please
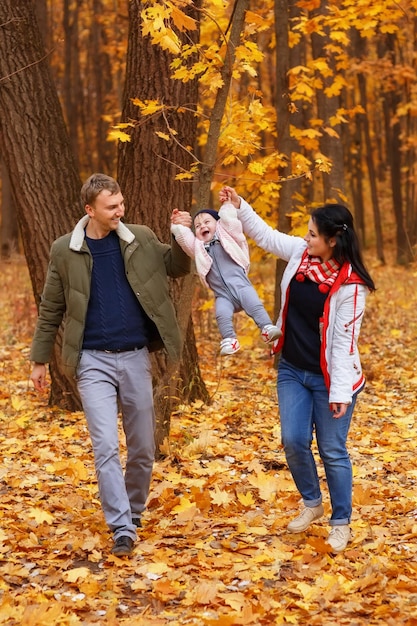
[219,186,375,553]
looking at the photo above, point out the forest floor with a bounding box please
[1,254,417,625]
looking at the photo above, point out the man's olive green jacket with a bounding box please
[30,215,190,378]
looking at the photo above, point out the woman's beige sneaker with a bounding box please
[327,525,351,553]
[287,503,324,533]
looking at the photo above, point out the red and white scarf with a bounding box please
[295,250,341,294]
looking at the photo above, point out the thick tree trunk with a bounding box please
[34,0,48,44]
[0,0,82,410]
[117,0,208,456]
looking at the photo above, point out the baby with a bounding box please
[171,198,281,356]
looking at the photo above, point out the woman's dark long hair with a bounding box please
[311,204,376,291]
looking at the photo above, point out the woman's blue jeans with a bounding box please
[277,358,357,525]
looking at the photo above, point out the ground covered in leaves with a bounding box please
[1,255,417,625]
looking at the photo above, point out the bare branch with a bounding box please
[0,49,53,83]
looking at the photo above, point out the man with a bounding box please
[30,173,191,556]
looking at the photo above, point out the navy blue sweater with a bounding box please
[82,231,155,351]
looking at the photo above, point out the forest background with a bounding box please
[1,0,417,624]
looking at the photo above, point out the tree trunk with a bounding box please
[63,0,81,171]
[117,0,208,456]
[346,120,366,247]
[357,69,385,263]
[0,160,19,258]
[34,0,48,44]
[89,0,116,174]
[0,0,82,410]
[379,35,409,264]
[310,1,345,203]
[273,0,303,321]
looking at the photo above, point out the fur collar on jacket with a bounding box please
[69,215,135,251]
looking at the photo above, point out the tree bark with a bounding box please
[0,160,19,258]
[89,0,116,174]
[63,0,81,171]
[0,0,82,409]
[357,65,385,262]
[380,35,410,264]
[273,0,303,320]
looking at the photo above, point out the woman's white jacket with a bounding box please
[238,198,370,405]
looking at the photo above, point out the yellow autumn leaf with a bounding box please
[136,562,170,576]
[248,161,266,176]
[205,73,224,93]
[45,458,88,484]
[155,131,171,141]
[107,129,131,143]
[313,59,330,75]
[131,579,148,592]
[78,579,102,595]
[296,581,316,600]
[14,413,31,428]
[141,6,165,35]
[380,22,400,34]
[175,171,194,180]
[247,471,279,501]
[237,522,268,536]
[218,591,247,611]
[153,579,183,600]
[171,6,197,31]
[210,486,232,506]
[252,567,278,582]
[324,75,347,98]
[199,300,214,312]
[28,507,54,525]
[192,581,219,605]
[131,99,164,115]
[60,426,77,439]
[11,396,28,411]
[63,567,91,583]
[165,471,183,485]
[158,33,181,55]
[245,10,269,27]
[112,122,134,129]
[381,452,397,462]
[353,484,375,505]
[171,496,194,514]
[237,491,255,507]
